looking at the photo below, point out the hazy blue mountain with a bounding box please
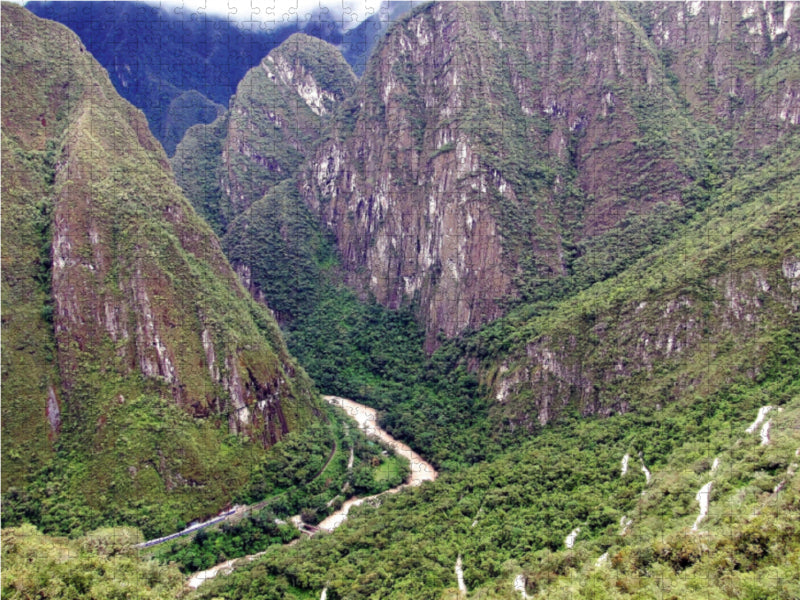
[23,1,330,153]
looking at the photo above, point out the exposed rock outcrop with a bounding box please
[302,2,799,350]
[2,5,319,513]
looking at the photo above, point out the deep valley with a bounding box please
[2,2,799,599]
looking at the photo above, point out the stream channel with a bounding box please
[187,395,438,588]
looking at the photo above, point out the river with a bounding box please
[187,395,438,588]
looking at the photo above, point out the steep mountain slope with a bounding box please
[185,90,800,599]
[193,329,800,599]
[340,1,416,75]
[1,3,319,535]
[221,33,357,220]
[168,0,800,461]
[629,1,800,150]
[304,2,691,350]
[172,33,356,321]
[343,133,798,470]
[4,3,799,598]
[483,139,800,427]
[23,1,334,155]
[303,1,800,351]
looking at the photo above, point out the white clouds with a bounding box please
[144,0,380,30]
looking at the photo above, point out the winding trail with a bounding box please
[187,395,438,588]
[619,516,632,536]
[565,527,580,549]
[640,459,652,484]
[188,550,268,588]
[513,573,532,599]
[760,420,772,446]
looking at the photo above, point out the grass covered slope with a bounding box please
[482,135,800,430]
[1,3,320,536]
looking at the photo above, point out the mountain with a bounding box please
[304,1,800,351]
[169,0,800,449]
[172,5,799,597]
[1,2,320,535]
[22,1,417,156]
[22,1,332,155]
[340,1,418,75]
[172,33,356,322]
[3,2,800,598]
[629,1,800,147]
[220,33,357,222]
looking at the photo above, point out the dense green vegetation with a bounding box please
[186,121,799,599]
[147,403,408,574]
[1,3,319,538]
[222,181,334,323]
[285,286,504,470]
[235,404,410,515]
[2,524,186,599]
[170,113,229,236]
[188,72,799,600]
[5,3,800,600]
[192,362,800,599]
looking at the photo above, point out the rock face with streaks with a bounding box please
[1,4,318,519]
[170,1,799,431]
[632,2,800,143]
[173,33,356,234]
[221,34,357,220]
[301,2,800,350]
[170,2,800,353]
[489,251,800,429]
[172,34,356,322]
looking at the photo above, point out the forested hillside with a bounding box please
[1,2,322,538]
[2,2,799,599]
[172,2,800,597]
[172,0,800,458]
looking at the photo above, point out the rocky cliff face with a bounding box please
[172,34,356,321]
[302,3,684,350]
[630,2,800,144]
[486,143,800,429]
[173,34,356,233]
[1,4,318,516]
[302,1,799,351]
[221,34,357,219]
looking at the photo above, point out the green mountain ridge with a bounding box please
[169,3,799,597]
[170,0,800,458]
[1,2,321,536]
[3,2,800,599]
